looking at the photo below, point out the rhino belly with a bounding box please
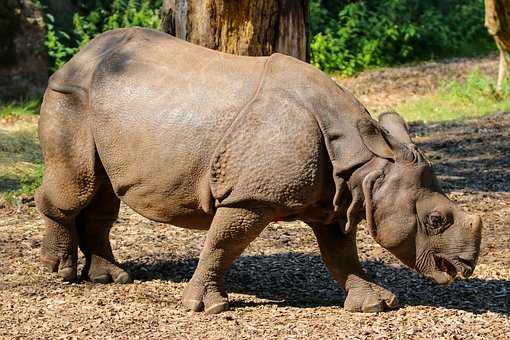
[92,108,215,227]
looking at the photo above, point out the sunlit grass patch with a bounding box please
[397,70,510,122]
[0,118,43,206]
[0,98,41,118]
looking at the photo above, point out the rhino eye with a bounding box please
[427,213,444,227]
[423,211,451,235]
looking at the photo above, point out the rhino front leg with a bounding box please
[38,213,78,281]
[36,160,97,282]
[311,223,398,312]
[77,182,131,284]
[36,89,102,282]
[183,206,273,314]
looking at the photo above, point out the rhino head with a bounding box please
[354,112,482,285]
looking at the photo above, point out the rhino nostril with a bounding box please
[463,267,474,278]
[458,256,476,269]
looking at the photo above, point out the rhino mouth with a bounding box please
[431,254,475,284]
[433,255,457,279]
[451,256,476,278]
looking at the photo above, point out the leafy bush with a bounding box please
[310,0,493,74]
[40,0,494,75]
[42,0,162,71]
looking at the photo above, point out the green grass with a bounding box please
[0,104,43,206]
[0,98,41,118]
[397,70,510,122]
[1,164,43,205]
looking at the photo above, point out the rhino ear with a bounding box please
[357,118,397,160]
[378,112,412,144]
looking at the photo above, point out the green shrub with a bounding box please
[310,0,493,75]
[42,0,162,71]
[40,0,494,75]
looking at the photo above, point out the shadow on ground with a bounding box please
[124,252,509,315]
[411,112,510,193]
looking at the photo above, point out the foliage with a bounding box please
[42,0,162,71]
[310,0,493,75]
[38,0,495,75]
[396,70,510,122]
[44,13,78,72]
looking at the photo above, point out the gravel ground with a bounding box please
[1,59,509,339]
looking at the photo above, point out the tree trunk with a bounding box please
[0,0,48,100]
[485,0,510,92]
[160,0,309,61]
[39,0,79,32]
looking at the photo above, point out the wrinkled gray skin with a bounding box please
[36,27,482,314]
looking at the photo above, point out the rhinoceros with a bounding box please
[36,27,482,314]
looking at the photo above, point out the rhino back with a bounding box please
[55,28,267,224]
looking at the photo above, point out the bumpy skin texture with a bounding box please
[37,27,482,313]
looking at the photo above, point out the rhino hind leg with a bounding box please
[77,180,131,284]
[36,89,100,281]
[182,206,274,314]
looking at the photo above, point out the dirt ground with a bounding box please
[1,58,509,339]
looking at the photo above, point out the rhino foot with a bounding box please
[344,277,398,313]
[182,281,229,314]
[83,255,132,284]
[40,251,78,282]
[40,228,78,282]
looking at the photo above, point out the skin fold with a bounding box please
[36,27,482,314]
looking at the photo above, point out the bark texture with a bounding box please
[160,0,309,61]
[0,0,48,100]
[39,0,78,31]
[485,0,510,91]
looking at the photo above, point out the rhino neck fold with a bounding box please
[342,157,388,233]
